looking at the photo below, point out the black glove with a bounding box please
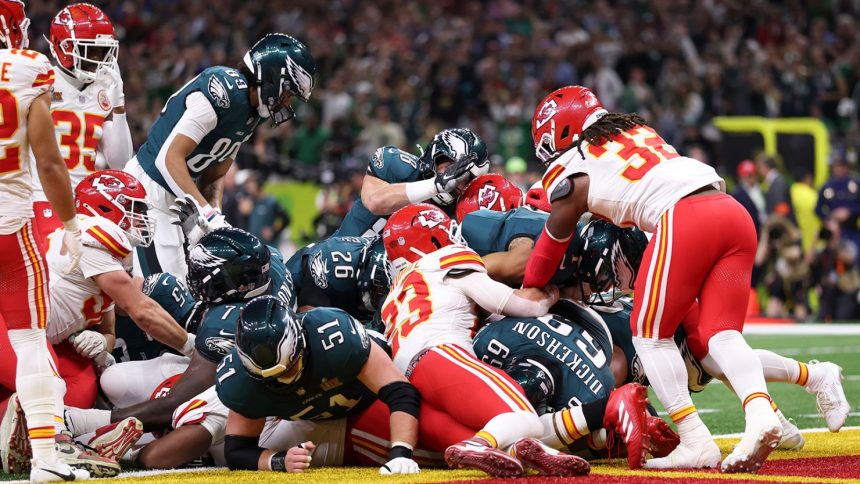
[434,155,477,194]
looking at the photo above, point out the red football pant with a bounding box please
[32,201,63,255]
[0,323,97,409]
[346,399,475,467]
[631,193,756,346]
[0,220,49,330]
[409,345,534,429]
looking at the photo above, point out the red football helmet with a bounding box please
[75,170,154,247]
[532,85,608,165]
[0,0,29,49]
[524,184,552,212]
[455,173,523,222]
[383,203,463,271]
[49,3,118,83]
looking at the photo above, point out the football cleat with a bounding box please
[55,431,121,478]
[646,415,680,458]
[720,409,781,474]
[87,417,143,461]
[806,361,850,432]
[444,439,524,478]
[775,411,804,451]
[645,440,721,469]
[30,459,90,483]
[603,383,650,469]
[511,437,590,476]
[0,394,31,474]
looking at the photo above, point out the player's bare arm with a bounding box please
[357,342,420,449]
[197,157,233,208]
[360,175,414,216]
[110,350,216,430]
[223,410,315,472]
[30,91,75,222]
[483,236,535,285]
[138,424,214,469]
[165,133,209,206]
[92,309,117,352]
[94,270,192,354]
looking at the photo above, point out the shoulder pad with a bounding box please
[81,216,132,260]
[0,50,54,92]
[436,245,486,274]
[541,157,580,201]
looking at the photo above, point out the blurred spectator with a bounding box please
[731,160,767,238]
[791,171,820,252]
[815,157,860,251]
[356,105,407,156]
[285,111,330,167]
[240,174,291,244]
[757,155,795,222]
[811,221,860,321]
[756,215,808,320]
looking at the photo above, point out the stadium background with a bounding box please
[31,0,860,322]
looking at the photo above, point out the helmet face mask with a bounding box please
[236,296,306,385]
[49,4,118,84]
[574,221,647,305]
[0,0,28,50]
[422,128,490,206]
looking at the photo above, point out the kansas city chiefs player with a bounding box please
[30,3,132,250]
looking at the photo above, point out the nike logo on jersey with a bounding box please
[218,329,236,337]
[224,78,233,89]
[39,468,76,481]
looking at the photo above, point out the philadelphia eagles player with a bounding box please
[123,33,316,280]
[334,128,490,237]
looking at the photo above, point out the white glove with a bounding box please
[92,351,116,374]
[380,457,420,475]
[169,194,231,244]
[61,218,83,274]
[96,62,124,108]
[180,333,196,357]
[70,330,108,359]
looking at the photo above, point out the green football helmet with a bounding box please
[573,220,648,304]
[243,33,316,126]
[421,128,490,205]
[356,238,391,314]
[187,227,272,304]
[504,356,557,415]
[236,295,306,385]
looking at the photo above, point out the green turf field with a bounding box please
[652,333,860,435]
[1,333,857,482]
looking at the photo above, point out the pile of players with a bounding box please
[0,1,850,482]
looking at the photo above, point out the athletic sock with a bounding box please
[754,349,804,384]
[8,329,59,464]
[633,336,712,443]
[476,410,542,450]
[708,331,771,408]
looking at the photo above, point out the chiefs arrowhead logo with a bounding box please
[91,174,125,191]
[534,98,558,130]
[417,209,445,229]
[477,185,501,211]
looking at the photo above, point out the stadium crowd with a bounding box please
[26,0,860,320]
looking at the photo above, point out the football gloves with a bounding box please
[380,457,420,475]
[169,194,231,245]
[96,62,124,108]
[60,219,83,274]
[434,155,477,195]
[70,330,108,359]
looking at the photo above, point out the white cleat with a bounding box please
[806,361,850,432]
[30,459,90,482]
[644,440,721,469]
[775,412,804,451]
[720,415,782,473]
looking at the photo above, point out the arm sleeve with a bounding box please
[100,112,133,169]
[174,91,219,143]
[446,271,554,317]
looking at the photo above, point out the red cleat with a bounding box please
[647,415,680,458]
[444,440,524,478]
[512,437,590,476]
[88,417,143,461]
[603,383,650,469]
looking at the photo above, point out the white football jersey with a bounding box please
[31,69,112,202]
[0,49,56,234]
[45,214,133,344]
[381,244,487,372]
[542,126,725,232]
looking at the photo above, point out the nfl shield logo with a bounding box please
[42,208,53,218]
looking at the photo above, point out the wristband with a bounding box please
[405,178,439,203]
[269,450,287,472]
[180,333,195,357]
[62,217,80,232]
[201,204,220,222]
[388,444,413,460]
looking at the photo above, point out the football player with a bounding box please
[472,300,659,469]
[216,296,422,475]
[286,235,390,321]
[524,85,779,471]
[333,128,490,238]
[64,228,295,469]
[380,203,591,478]
[30,3,132,251]
[0,2,87,480]
[126,33,315,281]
